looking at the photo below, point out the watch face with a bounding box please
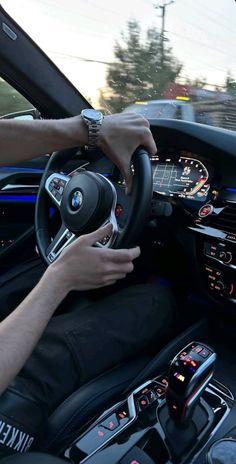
[82,109,103,122]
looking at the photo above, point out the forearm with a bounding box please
[0,116,87,165]
[0,267,67,394]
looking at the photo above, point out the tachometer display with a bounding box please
[152,154,210,200]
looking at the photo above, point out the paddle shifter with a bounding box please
[166,342,216,426]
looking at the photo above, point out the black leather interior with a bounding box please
[37,320,208,456]
[38,356,150,454]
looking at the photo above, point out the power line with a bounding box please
[180,0,236,36]
[168,30,236,60]
[195,0,234,30]
[50,51,111,65]
[50,51,227,89]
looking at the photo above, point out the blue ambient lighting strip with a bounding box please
[225,188,236,192]
[0,195,37,202]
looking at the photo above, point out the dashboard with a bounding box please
[145,119,236,309]
[150,151,212,202]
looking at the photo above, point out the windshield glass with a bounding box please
[2,0,236,131]
[123,102,181,119]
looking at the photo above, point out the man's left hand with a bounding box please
[97,112,157,193]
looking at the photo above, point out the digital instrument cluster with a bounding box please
[151,151,212,201]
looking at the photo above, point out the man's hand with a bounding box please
[97,113,157,193]
[49,223,140,294]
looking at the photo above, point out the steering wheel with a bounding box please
[35,147,153,265]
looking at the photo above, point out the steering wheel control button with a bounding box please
[98,234,111,246]
[101,414,119,431]
[115,203,123,217]
[199,204,213,218]
[45,173,70,211]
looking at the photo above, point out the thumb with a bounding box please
[82,223,113,246]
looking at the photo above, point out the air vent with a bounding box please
[210,204,236,233]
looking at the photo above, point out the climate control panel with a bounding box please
[202,239,236,302]
[204,241,233,265]
[204,265,235,298]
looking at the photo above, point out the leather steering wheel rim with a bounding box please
[35,147,153,265]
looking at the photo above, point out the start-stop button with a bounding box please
[198,204,214,218]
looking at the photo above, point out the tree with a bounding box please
[103,20,182,112]
[225,71,236,96]
[0,79,32,117]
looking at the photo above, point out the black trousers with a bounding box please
[0,260,176,457]
[14,283,175,409]
[0,453,67,464]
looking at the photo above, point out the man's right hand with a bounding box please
[48,223,140,294]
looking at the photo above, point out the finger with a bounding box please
[142,130,157,157]
[105,260,134,274]
[104,273,127,281]
[102,279,117,287]
[102,246,140,263]
[81,223,113,246]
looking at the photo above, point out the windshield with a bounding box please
[123,102,181,119]
[1,0,236,131]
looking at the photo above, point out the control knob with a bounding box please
[215,280,234,297]
[219,250,233,264]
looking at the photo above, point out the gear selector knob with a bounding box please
[166,342,216,426]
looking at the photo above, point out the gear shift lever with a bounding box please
[166,342,216,426]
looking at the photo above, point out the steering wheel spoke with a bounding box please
[45,173,70,208]
[46,224,76,263]
[95,210,119,249]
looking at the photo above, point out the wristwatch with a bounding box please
[81,109,104,149]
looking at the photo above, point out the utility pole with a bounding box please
[154,1,174,67]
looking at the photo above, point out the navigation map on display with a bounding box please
[152,156,210,200]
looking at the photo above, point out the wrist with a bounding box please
[67,115,88,147]
[42,265,70,303]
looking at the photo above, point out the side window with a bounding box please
[0,78,32,117]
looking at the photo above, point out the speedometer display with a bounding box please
[152,152,210,201]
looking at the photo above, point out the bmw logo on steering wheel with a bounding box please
[71,190,83,211]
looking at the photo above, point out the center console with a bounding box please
[63,342,235,464]
[190,199,236,305]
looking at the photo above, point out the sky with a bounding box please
[1,0,236,106]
